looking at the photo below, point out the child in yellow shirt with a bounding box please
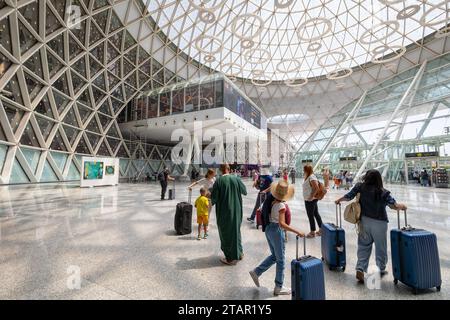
[194,187,209,240]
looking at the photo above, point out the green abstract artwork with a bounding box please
[83,161,104,180]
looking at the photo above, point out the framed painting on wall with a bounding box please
[83,162,104,180]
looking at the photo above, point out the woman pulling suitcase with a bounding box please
[335,169,407,284]
[249,180,305,296]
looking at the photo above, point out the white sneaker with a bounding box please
[274,286,291,296]
[249,270,260,288]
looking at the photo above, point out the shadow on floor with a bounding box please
[175,255,223,270]
[165,230,180,236]
[225,286,276,300]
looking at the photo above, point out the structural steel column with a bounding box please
[355,61,428,180]
[313,91,367,172]
[394,61,428,142]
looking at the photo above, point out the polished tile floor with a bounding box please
[0,179,448,300]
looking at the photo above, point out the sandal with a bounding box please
[315,229,322,236]
[220,258,237,266]
[306,232,316,238]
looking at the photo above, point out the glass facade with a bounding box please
[294,52,450,185]
[0,0,187,184]
[123,74,264,130]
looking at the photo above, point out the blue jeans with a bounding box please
[356,216,388,272]
[254,223,285,288]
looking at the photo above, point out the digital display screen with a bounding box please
[224,81,261,129]
[405,152,439,158]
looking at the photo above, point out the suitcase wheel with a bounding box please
[393,279,398,285]
[341,266,345,272]
[437,286,441,292]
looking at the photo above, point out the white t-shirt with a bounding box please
[204,177,216,190]
[302,174,318,201]
[270,201,286,223]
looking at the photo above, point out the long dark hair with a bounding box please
[362,169,384,199]
[303,165,313,180]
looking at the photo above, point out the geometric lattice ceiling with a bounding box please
[0,0,188,184]
[147,0,450,82]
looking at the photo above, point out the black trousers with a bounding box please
[304,199,323,232]
[160,181,168,199]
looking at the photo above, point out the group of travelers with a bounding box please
[248,167,406,294]
[332,170,354,190]
[412,168,432,187]
[159,163,407,297]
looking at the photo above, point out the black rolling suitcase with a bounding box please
[169,180,175,200]
[174,190,192,235]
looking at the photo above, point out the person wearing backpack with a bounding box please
[249,180,305,296]
[420,168,429,187]
[302,165,324,238]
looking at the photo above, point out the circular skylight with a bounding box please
[146,0,450,81]
[268,113,310,124]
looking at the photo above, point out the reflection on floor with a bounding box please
[0,179,448,300]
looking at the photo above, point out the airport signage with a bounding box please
[339,157,357,161]
[405,152,439,158]
[301,159,313,163]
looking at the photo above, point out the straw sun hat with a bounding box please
[270,180,295,202]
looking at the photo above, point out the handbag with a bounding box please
[344,193,361,224]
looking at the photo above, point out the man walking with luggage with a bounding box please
[158,168,175,200]
[211,163,247,265]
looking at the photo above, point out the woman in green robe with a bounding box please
[211,164,248,265]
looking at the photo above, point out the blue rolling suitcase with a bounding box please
[391,210,442,294]
[321,204,346,271]
[291,236,326,300]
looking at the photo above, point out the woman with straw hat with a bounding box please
[249,180,305,296]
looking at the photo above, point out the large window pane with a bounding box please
[199,82,215,110]
[0,144,7,173]
[172,89,184,114]
[185,85,199,113]
[147,94,158,118]
[159,91,171,116]
[215,80,224,108]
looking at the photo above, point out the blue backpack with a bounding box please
[261,193,275,232]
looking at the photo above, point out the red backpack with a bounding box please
[284,203,291,225]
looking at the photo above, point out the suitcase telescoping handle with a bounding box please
[188,188,192,204]
[396,209,407,229]
[335,203,342,228]
[296,235,306,260]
